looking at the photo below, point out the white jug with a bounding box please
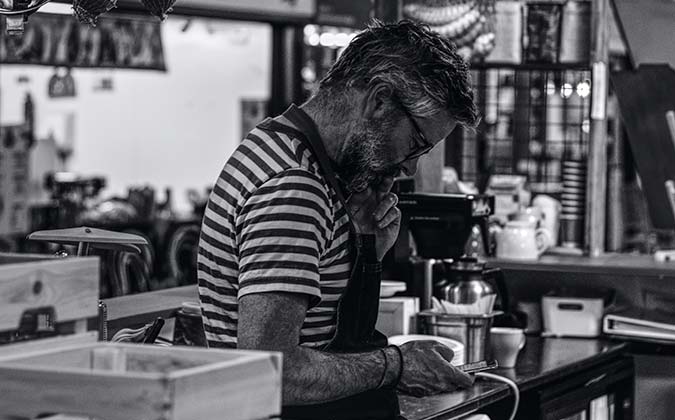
[496,220,550,260]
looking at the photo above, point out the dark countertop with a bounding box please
[399,337,629,420]
[485,254,675,277]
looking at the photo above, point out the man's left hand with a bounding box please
[347,177,401,261]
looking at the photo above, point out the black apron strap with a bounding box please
[264,106,400,420]
[260,107,351,214]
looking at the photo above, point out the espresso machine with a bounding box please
[391,193,510,362]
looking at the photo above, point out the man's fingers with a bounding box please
[376,176,395,199]
[448,367,475,388]
[347,187,375,215]
[373,193,398,221]
[377,207,401,230]
[434,343,455,363]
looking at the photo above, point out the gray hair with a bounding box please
[319,20,479,127]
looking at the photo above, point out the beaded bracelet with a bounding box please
[376,347,389,389]
[388,344,404,389]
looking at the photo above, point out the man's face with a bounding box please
[336,108,458,193]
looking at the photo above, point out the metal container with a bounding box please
[418,311,502,363]
[485,0,523,64]
[173,301,207,347]
[559,0,591,64]
[439,258,498,305]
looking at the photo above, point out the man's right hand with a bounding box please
[396,340,474,397]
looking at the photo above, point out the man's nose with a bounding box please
[402,160,418,176]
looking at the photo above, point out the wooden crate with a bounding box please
[0,253,99,333]
[0,342,282,420]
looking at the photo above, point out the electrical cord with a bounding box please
[475,372,519,420]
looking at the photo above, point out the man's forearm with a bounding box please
[283,345,401,405]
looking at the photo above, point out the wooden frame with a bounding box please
[0,253,99,334]
[586,0,611,256]
[0,343,282,420]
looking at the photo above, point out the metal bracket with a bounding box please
[4,14,25,36]
[0,0,54,35]
[0,306,58,345]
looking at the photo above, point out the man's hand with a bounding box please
[347,177,401,261]
[396,341,474,397]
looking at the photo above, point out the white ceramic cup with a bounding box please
[533,195,561,246]
[496,220,551,260]
[490,327,526,368]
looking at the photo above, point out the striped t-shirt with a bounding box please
[197,105,352,349]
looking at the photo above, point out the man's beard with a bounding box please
[336,117,400,193]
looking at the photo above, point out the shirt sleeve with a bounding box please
[236,168,333,307]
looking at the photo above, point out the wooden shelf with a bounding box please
[470,61,591,72]
[486,253,675,277]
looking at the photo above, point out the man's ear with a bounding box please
[361,82,394,121]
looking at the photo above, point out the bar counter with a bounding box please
[104,289,631,420]
[400,337,630,420]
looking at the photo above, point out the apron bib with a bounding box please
[261,107,401,420]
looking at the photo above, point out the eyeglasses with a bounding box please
[400,106,434,162]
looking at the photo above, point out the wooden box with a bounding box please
[0,342,282,420]
[0,253,99,333]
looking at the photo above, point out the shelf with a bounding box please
[486,253,675,277]
[470,61,591,72]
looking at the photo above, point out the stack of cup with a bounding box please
[560,160,586,248]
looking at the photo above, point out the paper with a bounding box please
[432,295,496,315]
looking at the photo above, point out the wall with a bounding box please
[0,13,271,212]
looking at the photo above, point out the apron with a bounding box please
[260,106,402,420]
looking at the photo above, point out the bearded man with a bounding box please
[197,20,480,419]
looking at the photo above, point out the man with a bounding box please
[197,19,480,414]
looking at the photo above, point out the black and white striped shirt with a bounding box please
[198,105,352,349]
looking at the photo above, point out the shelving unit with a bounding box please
[396,0,610,255]
[453,64,592,196]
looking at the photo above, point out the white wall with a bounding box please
[0,15,271,212]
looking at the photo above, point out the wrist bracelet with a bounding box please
[388,344,404,388]
[376,348,388,389]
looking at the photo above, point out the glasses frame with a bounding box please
[400,105,435,162]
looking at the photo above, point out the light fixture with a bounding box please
[319,32,336,48]
[335,32,350,48]
[307,33,320,46]
[582,119,590,134]
[576,80,591,98]
[561,83,574,99]
[303,25,317,37]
